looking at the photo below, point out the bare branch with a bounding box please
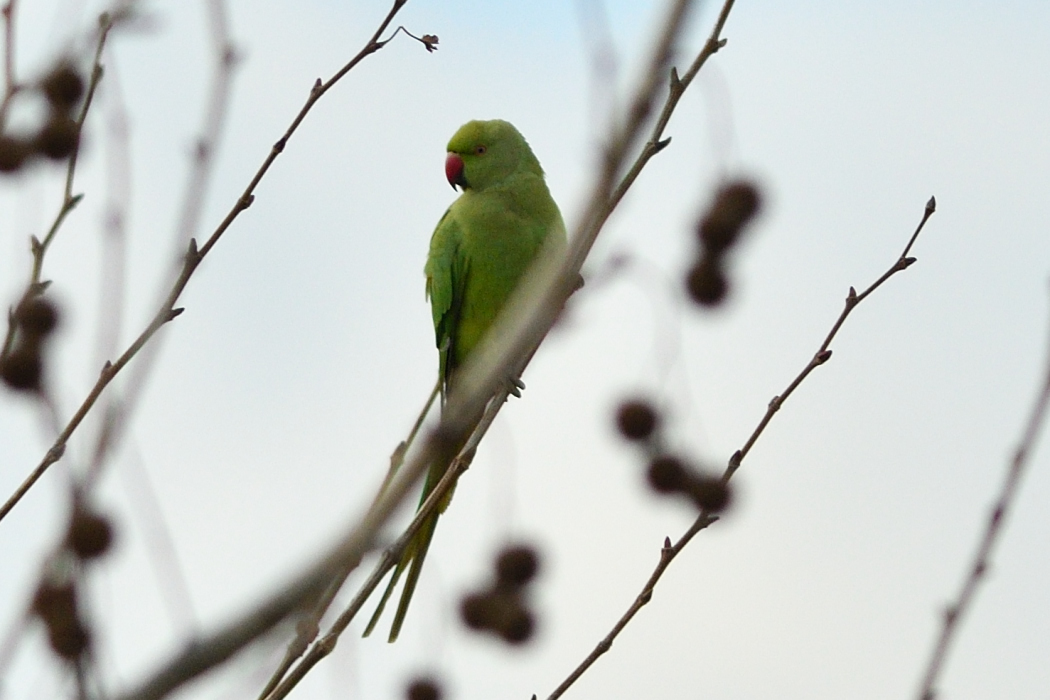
[0,15,115,517]
[544,196,936,700]
[914,284,1050,699]
[0,0,424,521]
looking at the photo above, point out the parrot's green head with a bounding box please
[445,119,544,192]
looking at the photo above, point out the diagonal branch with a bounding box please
[0,0,423,523]
[914,292,1050,700]
[544,196,937,700]
[0,14,113,362]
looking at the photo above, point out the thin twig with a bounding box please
[914,294,1050,700]
[0,0,422,522]
[256,379,440,700]
[544,196,937,700]
[0,0,19,128]
[0,18,113,525]
[260,388,507,700]
[0,15,112,363]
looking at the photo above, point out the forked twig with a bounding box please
[914,294,1050,700]
[544,197,937,700]
[0,15,114,524]
[0,0,423,522]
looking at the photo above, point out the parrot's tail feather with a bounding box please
[363,558,408,638]
[387,513,440,643]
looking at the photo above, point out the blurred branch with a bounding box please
[0,0,19,127]
[115,0,702,697]
[0,0,425,522]
[83,0,236,486]
[914,294,1050,700]
[544,196,937,700]
[256,380,440,700]
[0,15,114,520]
[259,386,502,700]
[0,14,112,361]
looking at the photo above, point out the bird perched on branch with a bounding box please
[364,119,565,642]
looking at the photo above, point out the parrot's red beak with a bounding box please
[445,152,467,190]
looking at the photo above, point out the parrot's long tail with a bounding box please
[363,511,440,642]
[363,457,452,642]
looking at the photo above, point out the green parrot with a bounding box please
[364,119,565,642]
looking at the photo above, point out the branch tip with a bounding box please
[925,196,936,214]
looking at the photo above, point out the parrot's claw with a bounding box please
[503,375,526,398]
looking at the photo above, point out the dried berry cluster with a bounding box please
[1,297,60,391]
[685,180,762,307]
[0,62,85,173]
[32,498,114,660]
[406,677,443,700]
[460,544,540,644]
[616,399,732,513]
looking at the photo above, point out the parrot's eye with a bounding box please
[474,145,487,155]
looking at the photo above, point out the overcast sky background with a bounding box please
[1,1,1049,699]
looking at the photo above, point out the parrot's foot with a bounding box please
[502,375,526,398]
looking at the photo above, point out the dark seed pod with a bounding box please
[616,399,658,441]
[460,591,497,631]
[687,474,732,513]
[1,346,43,391]
[16,298,59,337]
[498,603,535,645]
[32,581,89,659]
[685,257,728,307]
[406,677,442,700]
[35,116,79,160]
[495,545,539,589]
[647,455,687,494]
[46,613,90,659]
[41,63,85,110]
[698,180,762,253]
[67,506,114,559]
[0,135,32,172]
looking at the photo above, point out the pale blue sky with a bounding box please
[2,1,1049,699]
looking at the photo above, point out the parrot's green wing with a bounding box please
[363,210,468,642]
[424,208,470,396]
